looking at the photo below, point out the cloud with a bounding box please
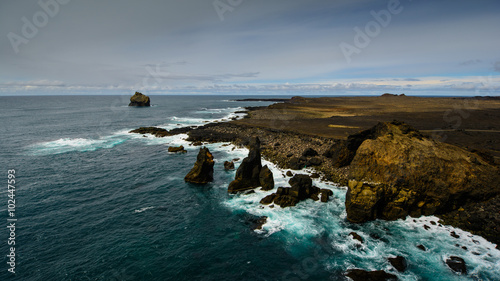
[392,78,421,82]
[1,0,500,95]
[459,59,482,66]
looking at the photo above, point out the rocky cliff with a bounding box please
[344,121,500,223]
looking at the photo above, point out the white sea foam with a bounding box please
[134,206,154,213]
[29,134,128,155]
[214,144,500,280]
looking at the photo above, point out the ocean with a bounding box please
[0,95,499,281]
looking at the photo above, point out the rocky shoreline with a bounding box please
[130,96,500,249]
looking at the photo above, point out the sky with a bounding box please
[1,0,500,96]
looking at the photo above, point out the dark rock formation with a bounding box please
[288,157,306,170]
[250,216,268,230]
[345,269,398,281]
[259,165,274,191]
[260,194,276,205]
[439,195,500,246]
[228,137,263,193]
[320,189,333,202]
[349,232,364,243]
[416,245,426,251]
[345,121,500,223]
[272,188,300,208]
[302,148,319,157]
[184,147,214,184]
[259,174,326,208]
[286,171,293,177]
[129,91,150,106]
[388,256,407,272]
[306,157,322,166]
[129,127,171,137]
[168,146,187,153]
[130,126,192,137]
[445,256,467,275]
[224,161,235,170]
[289,174,317,200]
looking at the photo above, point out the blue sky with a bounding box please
[1,0,499,96]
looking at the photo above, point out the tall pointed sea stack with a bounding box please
[228,137,274,193]
[184,147,214,184]
[128,91,151,106]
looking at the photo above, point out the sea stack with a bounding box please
[184,147,214,184]
[129,91,151,106]
[228,137,269,193]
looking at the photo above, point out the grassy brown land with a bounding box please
[233,95,500,161]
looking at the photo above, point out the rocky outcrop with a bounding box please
[445,256,467,275]
[439,194,500,245]
[184,147,214,184]
[259,174,330,208]
[228,137,264,193]
[129,126,192,137]
[345,180,385,223]
[168,146,187,153]
[259,165,274,191]
[388,256,407,272]
[130,127,171,137]
[349,232,364,243]
[345,121,500,223]
[302,148,318,157]
[224,161,235,170]
[129,91,150,106]
[320,189,333,202]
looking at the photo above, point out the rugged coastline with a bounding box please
[131,95,500,248]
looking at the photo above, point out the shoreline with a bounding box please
[195,96,500,246]
[132,95,500,246]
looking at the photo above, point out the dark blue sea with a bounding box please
[0,95,499,281]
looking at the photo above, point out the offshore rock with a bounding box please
[445,256,467,275]
[388,256,407,272]
[260,174,324,208]
[349,232,364,243]
[320,189,333,202]
[168,146,187,153]
[184,147,214,184]
[224,161,235,170]
[259,165,274,191]
[130,127,171,137]
[345,121,500,223]
[228,137,263,193]
[128,91,150,106]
